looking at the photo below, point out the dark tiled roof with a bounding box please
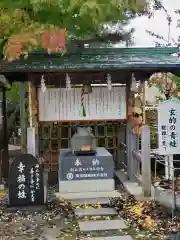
[0,47,180,72]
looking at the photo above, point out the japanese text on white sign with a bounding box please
[158,99,180,155]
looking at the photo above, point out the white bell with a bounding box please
[107,74,112,91]
[41,75,46,93]
[66,73,71,90]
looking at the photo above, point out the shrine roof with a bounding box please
[0,47,180,73]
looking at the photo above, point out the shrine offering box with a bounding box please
[58,147,115,193]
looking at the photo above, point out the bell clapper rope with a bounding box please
[80,87,86,117]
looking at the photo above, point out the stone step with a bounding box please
[75,207,117,217]
[81,236,133,240]
[70,198,110,206]
[79,219,127,232]
[59,179,114,192]
[55,190,121,200]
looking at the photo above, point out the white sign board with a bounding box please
[38,87,126,121]
[158,98,180,155]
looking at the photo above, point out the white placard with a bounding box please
[38,87,126,121]
[27,127,36,156]
[158,98,180,155]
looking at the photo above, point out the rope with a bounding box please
[80,87,86,117]
[81,87,84,108]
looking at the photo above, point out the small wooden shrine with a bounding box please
[0,46,180,181]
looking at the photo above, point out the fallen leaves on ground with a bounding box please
[111,194,180,236]
[0,187,76,239]
[1,186,180,240]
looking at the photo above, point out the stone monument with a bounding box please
[8,154,45,206]
[59,127,115,193]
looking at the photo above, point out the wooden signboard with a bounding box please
[158,98,180,155]
[157,98,180,180]
[38,87,126,121]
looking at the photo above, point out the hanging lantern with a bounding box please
[107,73,112,91]
[66,73,71,90]
[41,75,46,92]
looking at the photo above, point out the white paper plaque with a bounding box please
[38,87,126,121]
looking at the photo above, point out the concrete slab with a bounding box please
[123,181,142,196]
[55,190,121,200]
[9,144,21,151]
[70,198,110,205]
[59,179,114,193]
[75,207,117,217]
[79,219,127,232]
[81,236,133,240]
[0,184,5,190]
[115,170,153,201]
[42,227,60,240]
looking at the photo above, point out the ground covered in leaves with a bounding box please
[0,187,76,240]
[111,194,180,239]
[0,186,180,239]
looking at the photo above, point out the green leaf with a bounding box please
[0,0,148,59]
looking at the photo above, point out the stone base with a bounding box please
[55,190,121,200]
[153,185,180,210]
[59,179,114,193]
[6,205,46,213]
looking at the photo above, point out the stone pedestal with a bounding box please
[58,147,115,193]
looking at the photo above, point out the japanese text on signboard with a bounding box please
[17,162,26,199]
[161,108,178,150]
[66,158,108,180]
[17,162,41,202]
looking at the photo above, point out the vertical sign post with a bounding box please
[158,98,180,180]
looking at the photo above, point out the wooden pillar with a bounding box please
[141,125,151,197]
[19,82,27,153]
[126,81,134,180]
[141,80,146,125]
[27,76,39,157]
[1,89,9,180]
[127,128,134,180]
[117,123,126,169]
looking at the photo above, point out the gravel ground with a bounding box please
[1,184,180,240]
[0,186,75,240]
